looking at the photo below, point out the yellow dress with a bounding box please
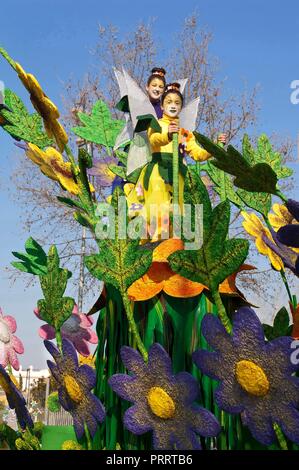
[125,113,211,240]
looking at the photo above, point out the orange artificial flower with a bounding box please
[127,238,254,301]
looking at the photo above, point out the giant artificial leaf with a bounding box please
[206,162,244,207]
[244,133,292,179]
[194,132,278,194]
[1,89,53,148]
[37,245,74,330]
[11,237,48,275]
[234,134,294,216]
[184,167,212,235]
[72,100,125,149]
[84,187,153,295]
[169,200,249,292]
[237,188,271,217]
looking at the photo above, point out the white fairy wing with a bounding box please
[177,78,188,95]
[114,114,133,150]
[179,97,200,131]
[122,68,156,130]
[126,133,151,175]
[113,68,127,99]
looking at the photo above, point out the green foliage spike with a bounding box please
[37,245,74,330]
[72,100,125,149]
[169,200,249,292]
[194,132,278,194]
[85,187,153,295]
[263,307,292,340]
[11,237,48,275]
[1,89,53,148]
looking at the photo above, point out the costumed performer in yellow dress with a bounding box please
[125,82,212,240]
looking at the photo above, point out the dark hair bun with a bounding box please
[151,67,166,77]
[164,82,181,93]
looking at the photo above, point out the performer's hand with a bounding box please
[168,122,180,140]
[217,133,227,145]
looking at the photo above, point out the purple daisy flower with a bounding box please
[277,199,299,274]
[0,364,33,430]
[87,156,117,188]
[193,307,299,446]
[44,338,105,440]
[108,343,220,450]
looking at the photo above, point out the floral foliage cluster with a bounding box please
[0,46,299,452]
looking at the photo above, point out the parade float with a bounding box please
[0,46,299,451]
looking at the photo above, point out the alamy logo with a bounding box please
[95,197,203,250]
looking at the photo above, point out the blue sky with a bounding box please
[1,0,299,368]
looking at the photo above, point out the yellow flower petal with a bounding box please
[15,61,68,151]
[268,250,284,271]
[268,213,285,231]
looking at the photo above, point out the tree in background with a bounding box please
[4,14,296,311]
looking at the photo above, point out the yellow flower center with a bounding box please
[0,375,11,394]
[235,360,270,396]
[64,375,83,403]
[147,387,175,419]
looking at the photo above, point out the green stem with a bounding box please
[7,364,13,375]
[0,47,17,70]
[122,293,148,362]
[172,133,179,207]
[263,215,294,306]
[273,423,288,450]
[55,330,62,353]
[84,422,93,450]
[280,269,294,306]
[64,144,77,171]
[212,289,232,334]
[276,189,288,203]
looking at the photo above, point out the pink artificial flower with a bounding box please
[0,308,24,371]
[34,305,98,356]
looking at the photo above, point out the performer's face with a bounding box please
[162,93,182,118]
[146,78,165,101]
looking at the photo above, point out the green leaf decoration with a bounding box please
[1,89,53,148]
[72,100,125,149]
[251,134,293,179]
[237,188,271,217]
[84,187,153,295]
[169,200,249,292]
[108,164,126,180]
[0,423,18,450]
[115,95,129,113]
[73,211,94,228]
[194,132,278,194]
[11,237,48,275]
[273,306,290,333]
[114,149,128,166]
[37,246,74,330]
[135,114,162,133]
[57,196,87,211]
[262,307,291,340]
[206,162,244,208]
[184,167,212,234]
